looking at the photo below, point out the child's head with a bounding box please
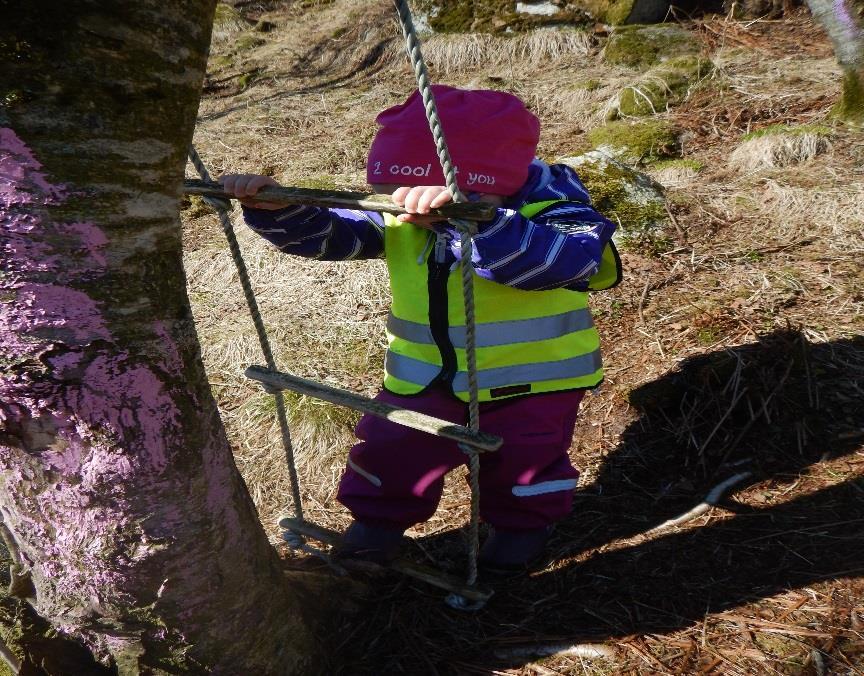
[366,85,540,197]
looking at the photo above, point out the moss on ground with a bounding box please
[651,158,704,171]
[180,194,214,219]
[603,24,701,68]
[573,78,603,91]
[235,33,265,51]
[291,174,342,190]
[617,55,712,117]
[237,67,265,91]
[834,68,864,123]
[586,119,679,163]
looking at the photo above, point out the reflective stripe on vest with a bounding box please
[386,308,595,348]
[385,349,602,393]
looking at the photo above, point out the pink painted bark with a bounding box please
[0,2,329,673]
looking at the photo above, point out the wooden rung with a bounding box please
[183,179,496,221]
[279,517,492,603]
[245,366,502,452]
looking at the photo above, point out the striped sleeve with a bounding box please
[242,205,385,260]
[449,202,616,291]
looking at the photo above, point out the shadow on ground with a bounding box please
[332,330,864,674]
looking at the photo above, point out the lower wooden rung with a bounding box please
[278,516,492,604]
[246,365,502,452]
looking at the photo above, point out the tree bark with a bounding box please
[806,0,864,122]
[1,2,328,673]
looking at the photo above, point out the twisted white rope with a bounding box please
[187,146,304,524]
[394,0,484,599]
[189,0,487,605]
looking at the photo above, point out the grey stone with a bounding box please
[558,151,667,242]
[516,2,562,16]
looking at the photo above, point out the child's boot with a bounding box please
[332,521,406,564]
[478,526,553,575]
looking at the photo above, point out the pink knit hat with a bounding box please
[366,85,540,196]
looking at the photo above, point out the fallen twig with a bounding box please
[698,387,749,454]
[637,277,650,325]
[493,642,614,660]
[646,471,753,534]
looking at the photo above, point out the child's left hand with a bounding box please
[391,186,453,228]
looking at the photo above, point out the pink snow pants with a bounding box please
[337,386,584,531]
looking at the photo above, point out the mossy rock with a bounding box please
[234,33,266,52]
[559,150,668,247]
[586,119,679,164]
[615,55,712,117]
[603,24,701,68]
[415,0,591,33]
[214,3,250,33]
[580,0,672,24]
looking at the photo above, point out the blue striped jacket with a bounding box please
[242,160,617,292]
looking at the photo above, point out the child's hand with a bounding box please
[392,186,453,228]
[219,174,284,210]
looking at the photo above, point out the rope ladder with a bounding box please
[187,0,497,610]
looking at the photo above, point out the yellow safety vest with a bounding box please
[383,200,622,402]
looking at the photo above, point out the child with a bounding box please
[220,86,621,572]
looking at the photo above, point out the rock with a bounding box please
[612,55,713,117]
[254,20,277,33]
[416,0,591,33]
[603,24,701,68]
[213,2,252,37]
[516,1,562,15]
[579,0,672,25]
[559,150,668,244]
[585,119,680,164]
[603,25,706,120]
[404,1,680,33]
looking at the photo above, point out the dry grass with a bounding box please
[422,29,593,73]
[728,132,832,171]
[184,3,864,672]
[647,163,702,188]
[183,208,388,529]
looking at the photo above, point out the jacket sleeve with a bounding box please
[242,205,385,260]
[448,202,617,291]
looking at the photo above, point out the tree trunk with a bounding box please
[806,0,864,122]
[0,2,329,673]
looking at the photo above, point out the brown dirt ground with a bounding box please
[184,2,863,673]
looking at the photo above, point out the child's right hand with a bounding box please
[219,174,284,210]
